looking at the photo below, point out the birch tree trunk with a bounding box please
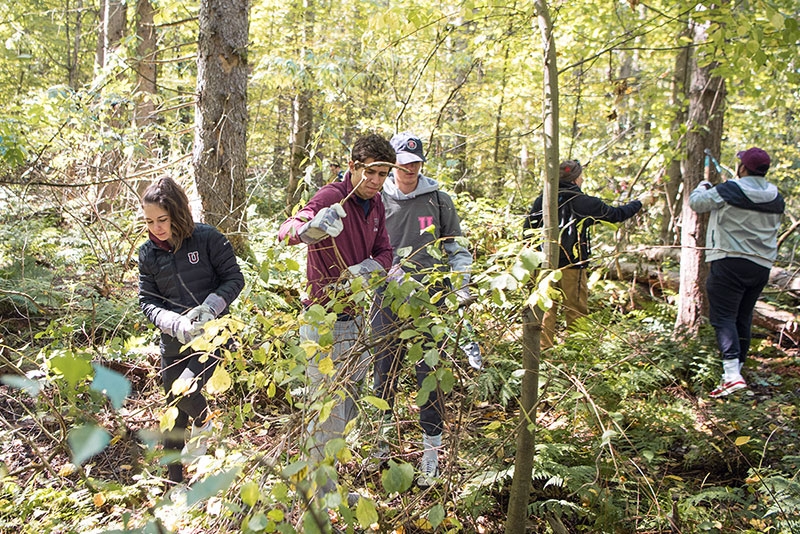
[675,15,726,335]
[194,0,251,259]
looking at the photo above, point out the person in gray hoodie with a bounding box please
[689,147,784,398]
[370,132,473,487]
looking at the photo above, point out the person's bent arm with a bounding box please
[689,182,725,213]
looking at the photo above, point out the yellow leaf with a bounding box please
[160,406,179,432]
[58,463,76,476]
[206,365,232,395]
[170,377,193,397]
[734,436,751,446]
[93,492,106,507]
[318,356,335,376]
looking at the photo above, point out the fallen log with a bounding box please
[604,258,800,346]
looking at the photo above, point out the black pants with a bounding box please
[706,257,770,363]
[160,336,220,483]
[370,293,446,437]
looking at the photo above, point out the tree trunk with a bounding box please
[95,0,126,213]
[506,1,557,531]
[675,15,726,335]
[660,26,691,246]
[194,0,252,259]
[133,0,157,195]
[285,1,315,212]
[286,90,313,211]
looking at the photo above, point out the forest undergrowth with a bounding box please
[1,193,799,534]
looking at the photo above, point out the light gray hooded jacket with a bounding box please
[689,175,784,269]
[382,173,472,283]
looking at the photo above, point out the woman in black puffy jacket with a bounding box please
[138,176,244,485]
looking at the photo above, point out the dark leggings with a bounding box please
[160,337,220,483]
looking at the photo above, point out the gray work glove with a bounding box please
[155,310,204,344]
[454,273,474,308]
[347,258,386,283]
[298,203,346,244]
[186,293,227,326]
[387,264,405,284]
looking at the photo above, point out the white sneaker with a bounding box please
[182,420,213,463]
[709,377,747,398]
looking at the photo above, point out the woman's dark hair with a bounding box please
[141,176,195,250]
[351,133,396,165]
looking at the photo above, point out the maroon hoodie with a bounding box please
[278,173,393,308]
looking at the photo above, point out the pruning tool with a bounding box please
[340,160,410,204]
[703,149,735,180]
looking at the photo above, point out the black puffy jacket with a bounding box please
[138,223,244,336]
[524,181,642,268]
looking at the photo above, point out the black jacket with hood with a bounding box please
[524,181,642,268]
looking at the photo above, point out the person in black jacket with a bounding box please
[139,176,244,485]
[523,160,646,349]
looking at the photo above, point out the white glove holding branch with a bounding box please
[155,311,204,344]
[298,203,346,244]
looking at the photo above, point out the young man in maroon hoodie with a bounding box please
[278,133,395,505]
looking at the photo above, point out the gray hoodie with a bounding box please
[689,175,784,269]
[382,173,472,281]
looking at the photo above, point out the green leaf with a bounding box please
[0,375,42,397]
[90,364,130,410]
[417,374,437,406]
[428,503,445,528]
[399,329,419,339]
[185,467,242,506]
[381,460,414,494]
[355,497,378,528]
[520,248,544,272]
[246,511,268,531]
[68,424,111,465]
[240,480,260,507]
[363,395,391,411]
[50,353,93,388]
[437,368,455,393]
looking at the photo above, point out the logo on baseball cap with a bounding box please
[390,132,427,165]
[737,147,771,174]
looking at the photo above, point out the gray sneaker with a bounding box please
[417,451,439,488]
[181,420,213,463]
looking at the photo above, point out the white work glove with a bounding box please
[697,180,713,191]
[186,293,227,326]
[155,310,204,344]
[639,192,658,207]
[347,258,386,283]
[298,203,346,244]
[171,367,198,396]
[456,286,473,308]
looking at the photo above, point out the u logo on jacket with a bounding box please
[187,251,200,264]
